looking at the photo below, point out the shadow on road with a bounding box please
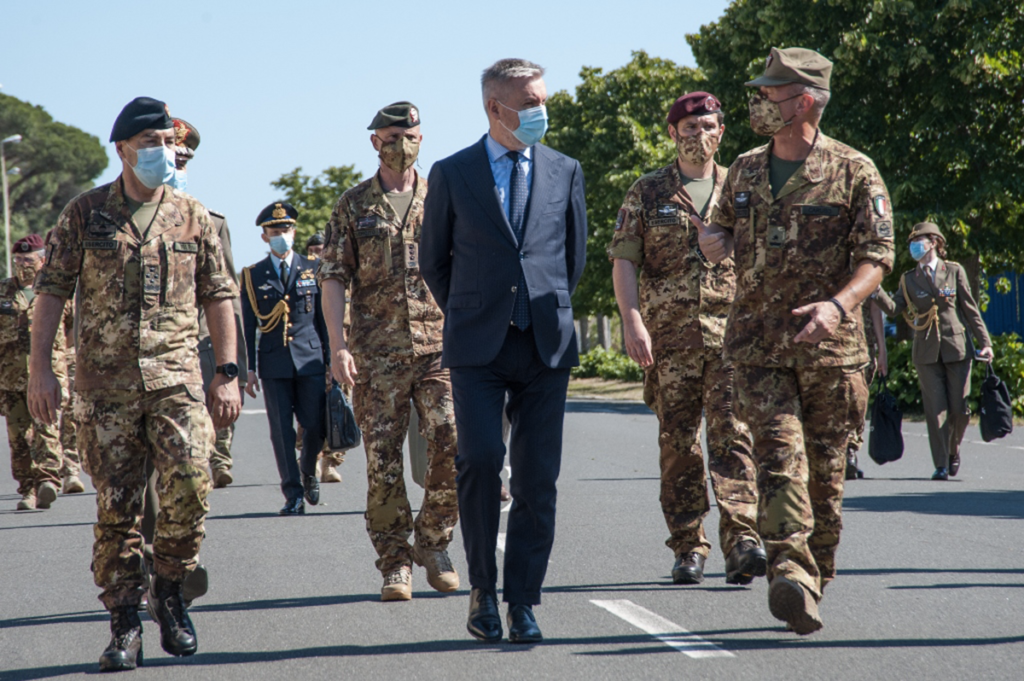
[565,400,652,416]
[0,521,95,532]
[206,510,364,521]
[843,489,1024,519]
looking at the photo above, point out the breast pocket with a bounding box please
[0,302,23,345]
[81,239,128,306]
[354,225,393,285]
[642,220,685,276]
[791,203,847,278]
[163,239,198,308]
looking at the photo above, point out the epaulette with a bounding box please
[209,209,225,219]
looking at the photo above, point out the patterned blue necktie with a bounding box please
[507,151,531,329]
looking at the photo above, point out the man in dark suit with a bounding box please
[421,58,587,644]
[241,201,328,515]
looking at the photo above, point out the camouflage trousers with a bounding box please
[210,424,234,471]
[60,353,80,478]
[644,350,758,558]
[353,352,459,575]
[735,363,868,601]
[848,359,877,454]
[75,384,213,610]
[1,390,63,496]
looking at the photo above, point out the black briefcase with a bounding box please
[979,363,1014,442]
[868,375,904,465]
[325,380,361,451]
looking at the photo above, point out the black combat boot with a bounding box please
[146,574,198,656]
[99,606,143,672]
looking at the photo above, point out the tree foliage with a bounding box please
[270,165,363,249]
[0,93,108,276]
[687,0,1024,291]
[545,51,704,317]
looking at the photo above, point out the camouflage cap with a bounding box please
[12,233,45,254]
[256,201,298,228]
[367,101,420,130]
[666,91,722,125]
[172,118,200,158]
[908,221,945,243]
[110,96,173,142]
[745,47,833,91]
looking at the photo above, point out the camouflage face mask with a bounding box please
[748,91,801,137]
[378,136,420,173]
[13,258,42,287]
[675,130,720,165]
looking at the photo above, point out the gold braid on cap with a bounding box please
[260,203,295,227]
[242,266,290,346]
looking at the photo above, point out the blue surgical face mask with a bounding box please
[169,169,187,192]
[269,232,295,255]
[499,101,549,147]
[909,239,931,262]
[126,143,175,189]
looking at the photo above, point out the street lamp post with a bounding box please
[2,134,24,277]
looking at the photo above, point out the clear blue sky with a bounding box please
[4,0,731,268]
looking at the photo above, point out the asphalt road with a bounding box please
[2,392,1022,680]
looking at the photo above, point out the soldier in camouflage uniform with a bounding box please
[845,297,887,479]
[27,97,240,671]
[57,293,85,493]
[171,117,248,489]
[304,231,345,484]
[608,92,764,588]
[694,49,894,634]
[319,102,459,602]
[1,234,68,510]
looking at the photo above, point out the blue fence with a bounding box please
[984,273,1023,337]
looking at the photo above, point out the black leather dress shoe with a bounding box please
[949,451,960,477]
[146,575,197,657]
[467,588,502,642]
[932,467,949,481]
[507,604,543,643]
[99,607,143,671]
[725,540,768,585]
[279,498,305,515]
[303,474,320,506]
[672,552,706,584]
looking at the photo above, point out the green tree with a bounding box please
[270,165,363,250]
[0,93,108,276]
[687,0,1024,295]
[545,51,704,317]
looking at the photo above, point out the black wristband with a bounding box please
[827,297,847,320]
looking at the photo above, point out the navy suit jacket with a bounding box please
[421,136,587,369]
[241,253,328,379]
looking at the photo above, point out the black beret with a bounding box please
[13,233,45,254]
[256,201,299,228]
[367,101,420,130]
[110,97,173,143]
[172,118,200,157]
[306,231,325,248]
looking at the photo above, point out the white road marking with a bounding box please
[502,465,513,513]
[241,409,267,414]
[591,599,734,659]
[497,532,506,553]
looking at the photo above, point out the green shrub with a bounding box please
[878,333,1024,417]
[572,347,644,382]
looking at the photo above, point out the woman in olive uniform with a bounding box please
[876,222,994,480]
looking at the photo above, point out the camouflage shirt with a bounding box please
[35,178,238,391]
[607,161,734,354]
[317,172,443,357]
[710,132,895,368]
[0,277,68,392]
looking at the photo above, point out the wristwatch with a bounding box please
[215,362,239,379]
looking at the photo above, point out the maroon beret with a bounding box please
[13,233,45,254]
[666,91,722,125]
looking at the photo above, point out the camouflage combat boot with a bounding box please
[98,606,143,672]
[413,545,460,593]
[146,575,198,656]
[16,490,36,511]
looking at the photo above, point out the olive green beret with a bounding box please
[746,47,833,91]
[367,101,420,130]
[909,222,945,243]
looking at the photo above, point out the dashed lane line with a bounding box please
[591,599,734,659]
